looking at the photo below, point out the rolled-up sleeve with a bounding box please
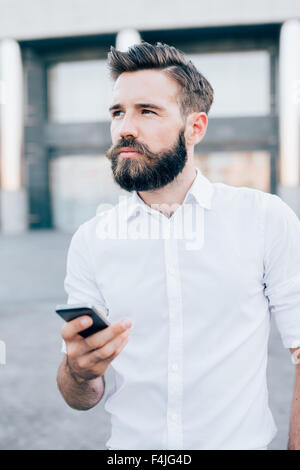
[263,194,300,348]
[61,223,109,353]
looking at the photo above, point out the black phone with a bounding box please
[55,303,110,338]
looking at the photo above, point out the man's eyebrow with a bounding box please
[109,104,122,112]
[108,103,166,112]
[135,103,165,111]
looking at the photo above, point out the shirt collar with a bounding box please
[121,167,214,221]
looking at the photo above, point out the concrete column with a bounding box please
[278,19,300,216]
[116,28,141,51]
[0,38,27,233]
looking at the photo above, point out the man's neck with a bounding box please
[137,163,197,218]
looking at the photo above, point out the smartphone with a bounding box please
[55,303,110,338]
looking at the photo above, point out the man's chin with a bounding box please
[113,173,175,193]
[112,173,156,192]
[113,180,151,192]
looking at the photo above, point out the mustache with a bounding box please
[106,137,155,160]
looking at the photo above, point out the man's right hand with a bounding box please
[61,315,132,382]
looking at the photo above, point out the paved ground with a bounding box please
[0,230,296,450]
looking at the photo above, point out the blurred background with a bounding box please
[0,0,300,450]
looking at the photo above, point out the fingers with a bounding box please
[65,336,91,358]
[80,329,130,368]
[61,315,133,379]
[61,315,93,342]
[84,317,132,350]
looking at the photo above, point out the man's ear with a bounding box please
[185,112,208,146]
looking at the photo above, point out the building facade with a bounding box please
[0,0,300,232]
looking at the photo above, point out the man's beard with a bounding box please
[105,130,187,192]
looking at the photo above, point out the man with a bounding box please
[57,42,300,450]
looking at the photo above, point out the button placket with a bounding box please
[164,234,184,450]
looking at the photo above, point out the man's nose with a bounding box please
[119,115,138,139]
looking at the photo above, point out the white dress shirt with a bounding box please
[63,167,300,450]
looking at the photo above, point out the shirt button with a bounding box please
[167,266,176,276]
[171,412,178,422]
[170,310,180,319]
[171,363,178,372]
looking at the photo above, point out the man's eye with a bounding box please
[142,109,155,115]
[112,110,123,117]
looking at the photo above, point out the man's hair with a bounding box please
[107,41,214,117]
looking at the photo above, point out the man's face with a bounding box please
[106,69,187,192]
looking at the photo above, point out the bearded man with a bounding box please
[57,42,300,451]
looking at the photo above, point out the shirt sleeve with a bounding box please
[263,193,300,348]
[61,222,109,354]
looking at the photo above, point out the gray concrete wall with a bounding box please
[0,0,300,41]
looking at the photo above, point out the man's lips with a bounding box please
[119,147,140,158]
